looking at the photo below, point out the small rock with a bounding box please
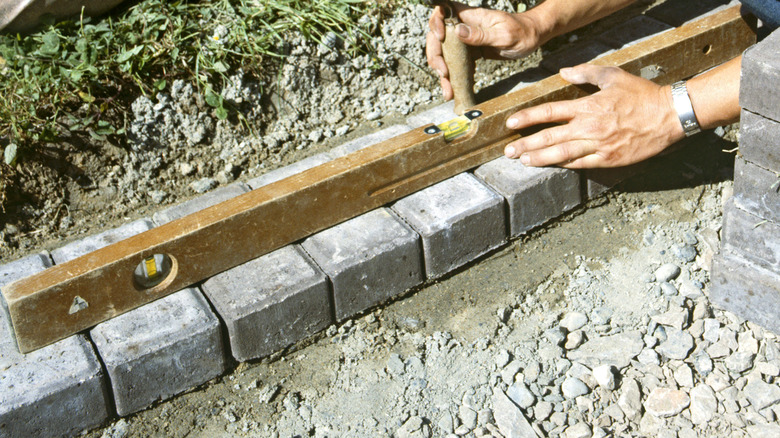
[550,412,568,427]
[673,244,697,263]
[501,360,522,385]
[673,364,694,388]
[365,110,382,121]
[743,379,780,411]
[652,308,688,330]
[746,424,780,438]
[567,331,644,370]
[739,332,759,355]
[495,349,511,368]
[707,341,731,359]
[592,365,616,391]
[492,388,538,438]
[545,327,567,346]
[437,413,454,434]
[562,377,590,399]
[659,282,678,297]
[179,162,195,176]
[689,384,717,425]
[643,388,691,417]
[561,312,589,331]
[703,319,721,343]
[477,409,493,426]
[757,361,780,377]
[655,264,681,282]
[565,331,585,350]
[335,125,350,136]
[618,378,642,420]
[459,406,477,430]
[637,349,660,365]
[704,371,731,392]
[189,177,217,193]
[679,281,703,298]
[591,307,613,325]
[507,382,536,409]
[725,351,755,374]
[534,401,553,421]
[396,416,431,438]
[656,328,694,360]
[564,422,592,438]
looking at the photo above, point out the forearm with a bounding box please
[686,55,742,130]
[524,0,637,46]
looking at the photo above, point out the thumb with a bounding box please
[455,22,494,47]
[560,64,624,89]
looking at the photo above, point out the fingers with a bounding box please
[506,101,577,130]
[560,64,623,89]
[505,139,596,167]
[428,5,446,41]
[426,30,453,101]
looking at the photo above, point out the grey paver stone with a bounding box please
[153,182,250,225]
[740,28,780,122]
[710,251,780,336]
[301,208,423,320]
[722,199,780,272]
[474,157,580,236]
[392,173,506,279]
[1,255,109,437]
[733,156,780,224]
[739,109,780,173]
[52,220,227,416]
[51,218,154,263]
[597,15,672,49]
[327,125,412,158]
[541,41,614,73]
[202,245,332,361]
[406,101,456,129]
[247,154,332,190]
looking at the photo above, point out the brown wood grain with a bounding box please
[2,5,755,353]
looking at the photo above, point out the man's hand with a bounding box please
[503,64,685,168]
[427,2,543,101]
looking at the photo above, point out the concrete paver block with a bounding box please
[247,154,332,190]
[597,15,672,49]
[722,200,780,272]
[51,218,154,262]
[1,255,109,437]
[406,102,456,129]
[202,245,332,362]
[739,109,780,173]
[327,125,413,158]
[541,41,614,73]
[153,183,250,225]
[474,157,581,236]
[740,28,780,122]
[583,160,654,199]
[711,251,780,336]
[301,208,423,321]
[90,287,226,416]
[733,156,780,224]
[646,0,733,26]
[392,173,507,279]
[52,220,227,416]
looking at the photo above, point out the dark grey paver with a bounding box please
[202,245,332,362]
[301,208,423,320]
[475,157,581,236]
[392,173,506,279]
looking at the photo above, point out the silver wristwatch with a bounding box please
[670,81,701,137]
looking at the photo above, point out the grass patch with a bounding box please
[0,0,409,208]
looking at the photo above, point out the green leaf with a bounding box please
[3,143,17,166]
[212,61,228,73]
[154,79,167,91]
[116,45,143,63]
[215,106,228,120]
[40,32,60,56]
[205,91,221,108]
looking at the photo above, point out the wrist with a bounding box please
[520,3,556,47]
[670,81,702,137]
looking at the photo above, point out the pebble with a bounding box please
[565,331,585,350]
[564,422,592,438]
[492,388,538,438]
[654,264,681,282]
[652,308,688,330]
[507,382,536,409]
[545,327,567,347]
[396,416,431,438]
[365,110,382,121]
[673,244,697,263]
[591,307,612,325]
[534,401,553,421]
[656,328,694,360]
[562,377,590,399]
[743,379,780,411]
[703,318,721,343]
[618,378,642,420]
[567,331,644,370]
[725,351,755,374]
[673,364,694,388]
[560,312,589,332]
[659,281,678,296]
[643,388,691,417]
[592,365,616,391]
[459,406,477,430]
[689,384,718,425]
[189,177,217,193]
[637,349,660,365]
[679,280,703,298]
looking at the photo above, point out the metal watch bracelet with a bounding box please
[670,81,701,137]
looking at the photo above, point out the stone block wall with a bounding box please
[711,28,780,335]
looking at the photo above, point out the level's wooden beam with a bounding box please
[2,5,755,353]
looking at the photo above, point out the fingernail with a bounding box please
[504,146,515,157]
[520,154,530,165]
[506,118,519,129]
[456,23,470,39]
